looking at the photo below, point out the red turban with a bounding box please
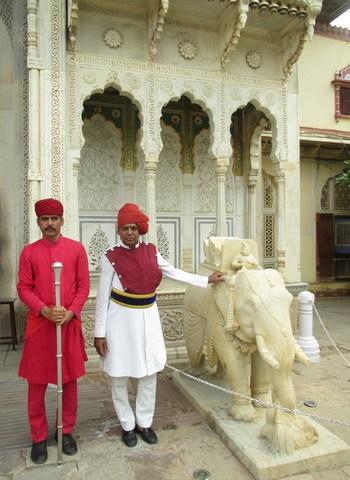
[117,203,149,235]
[35,198,64,217]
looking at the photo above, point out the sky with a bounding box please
[331,8,350,28]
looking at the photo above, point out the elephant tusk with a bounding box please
[256,334,280,370]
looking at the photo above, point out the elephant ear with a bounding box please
[213,281,229,321]
[183,285,209,366]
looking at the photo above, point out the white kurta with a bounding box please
[94,243,208,378]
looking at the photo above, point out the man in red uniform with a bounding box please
[17,198,90,464]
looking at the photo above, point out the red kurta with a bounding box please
[17,236,90,384]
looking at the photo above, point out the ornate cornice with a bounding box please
[79,1,145,21]
[315,21,350,41]
[300,126,350,142]
[73,53,283,90]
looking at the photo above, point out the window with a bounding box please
[333,65,350,120]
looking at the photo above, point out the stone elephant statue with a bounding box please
[183,238,318,455]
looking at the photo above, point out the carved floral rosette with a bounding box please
[103,29,123,49]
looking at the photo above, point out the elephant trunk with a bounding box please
[256,334,280,370]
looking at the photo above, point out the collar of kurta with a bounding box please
[41,235,63,246]
[118,240,140,250]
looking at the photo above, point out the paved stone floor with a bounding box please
[0,297,350,479]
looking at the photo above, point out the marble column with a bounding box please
[145,159,158,245]
[215,159,229,236]
[247,169,258,240]
[276,168,286,278]
[182,173,194,271]
[27,0,43,242]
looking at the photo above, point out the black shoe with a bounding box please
[135,426,158,444]
[30,440,48,464]
[55,431,78,455]
[122,429,137,447]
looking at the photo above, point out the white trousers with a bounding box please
[110,374,157,431]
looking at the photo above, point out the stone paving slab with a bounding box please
[25,446,80,470]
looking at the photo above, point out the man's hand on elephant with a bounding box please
[208,271,225,284]
[94,337,108,357]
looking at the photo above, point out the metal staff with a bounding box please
[52,261,63,466]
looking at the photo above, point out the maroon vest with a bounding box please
[105,243,163,294]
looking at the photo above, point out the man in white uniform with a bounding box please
[94,203,224,447]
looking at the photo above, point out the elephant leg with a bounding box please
[272,374,296,410]
[216,338,257,422]
[216,360,226,378]
[251,351,272,408]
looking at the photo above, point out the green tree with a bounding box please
[336,160,350,186]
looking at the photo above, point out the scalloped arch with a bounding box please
[158,91,216,160]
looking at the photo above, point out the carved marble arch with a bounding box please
[81,86,142,172]
[79,81,145,155]
[230,99,279,175]
[159,95,212,174]
[158,90,216,165]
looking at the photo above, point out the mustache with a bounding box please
[44,227,56,231]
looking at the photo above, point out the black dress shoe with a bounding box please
[135,426,158,444]
[122,429,137,447]
[55,431,78,455]
[30,440,48,464]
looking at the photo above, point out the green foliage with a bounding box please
[336,160,350,186]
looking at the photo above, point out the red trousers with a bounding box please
[28,380,78,443]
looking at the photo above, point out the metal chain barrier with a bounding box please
[165,363,350,427]
[166,300,350,427]
[313,304,350,368]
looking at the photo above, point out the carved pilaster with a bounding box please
[247,170,258,240]
[50,0,65,201]
[27,0,39,58]
[276,169,286,278]
[215,159,229,236]
[145,160,158,245]
[27,0,43,242]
